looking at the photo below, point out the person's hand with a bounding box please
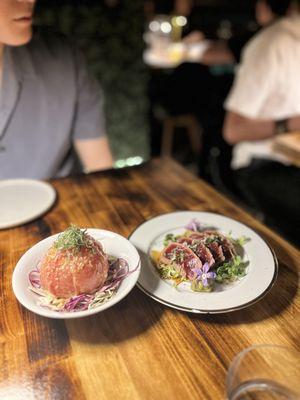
[74,136,114,173]
[182,30,205,45]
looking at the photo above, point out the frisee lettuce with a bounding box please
[157,264,186,287]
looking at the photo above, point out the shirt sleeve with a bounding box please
[72,48,107,140]
[224,35,277,119]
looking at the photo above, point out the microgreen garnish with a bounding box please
[205,237,215,244]
[53,225,95,252]
[233,236,251,247]
[227,231,250,247]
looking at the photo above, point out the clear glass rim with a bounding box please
[226,344,300,399]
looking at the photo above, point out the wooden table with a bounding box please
[0,158,299,400]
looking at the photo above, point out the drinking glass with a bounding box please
[226,345,300,400]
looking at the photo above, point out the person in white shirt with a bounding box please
[223,0,300,245]
[223,0,300,165]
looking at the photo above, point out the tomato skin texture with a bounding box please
[40,238,109,298]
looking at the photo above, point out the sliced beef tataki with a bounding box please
[189,230,236,263]
[177,237,215,267]
[158,242,202,279]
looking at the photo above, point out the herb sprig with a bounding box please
[227,231,250,247]
[53,225,95,252]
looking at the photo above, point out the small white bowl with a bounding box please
[12,229,141,319]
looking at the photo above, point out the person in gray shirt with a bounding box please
[0,0,113,179]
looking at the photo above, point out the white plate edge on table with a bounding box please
[129,211,278,314]
[12,229,141,319]
[0,179,56,229]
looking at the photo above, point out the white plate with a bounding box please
[0,179,56,229]
[129,211,278,314]
[12,229,141,319]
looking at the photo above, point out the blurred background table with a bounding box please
[0,158,299,400]
[273,132,300,167]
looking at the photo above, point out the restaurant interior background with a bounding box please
[34,0,257,166]
[33,0,298,246]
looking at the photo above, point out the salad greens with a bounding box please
[215,256,248,284]
[226,231,251,247]
[158,264,185,286]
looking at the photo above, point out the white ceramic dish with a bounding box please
[12,229,141,319]
[0,179,56,229]
[129,211,278,314]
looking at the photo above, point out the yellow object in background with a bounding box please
[167,43,185,62]
[171,15,187,42]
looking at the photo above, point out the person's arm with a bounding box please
[71,47,114,172]
[182,30,205,44]
[224,112,300,145]
[223,111,275,144]
[183,30,235,66]
[200,41,235,66]
[74,136,113,173]
[184,38,234,65]
[223,36,280,144]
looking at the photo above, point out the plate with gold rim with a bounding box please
[129,211,278,314]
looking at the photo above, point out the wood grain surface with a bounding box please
[0,158,299,400]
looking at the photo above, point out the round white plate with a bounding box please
[0,179,56,229]
[129,211,278,314]
[12,229,141,319]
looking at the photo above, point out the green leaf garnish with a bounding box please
[163,233,177,246]
[215,256,249,284]
[205,237,215,244]
[226,232,250,247]
[233,236,251,246]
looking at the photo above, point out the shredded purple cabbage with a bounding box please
[29,265,41,289]
[28,257,137,312]
[64,293,93,312]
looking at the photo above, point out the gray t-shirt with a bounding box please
[0,35,106,179]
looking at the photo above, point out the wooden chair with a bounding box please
[161,114,202,157]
